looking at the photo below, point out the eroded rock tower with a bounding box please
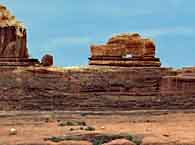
[89,33,161,67]
[0,5,38,66]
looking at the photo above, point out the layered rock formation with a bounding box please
[0,66,194,111]
[89,33,161,67]
[0,5,38,66]
[0,66,164,110]
[0,5,195,111]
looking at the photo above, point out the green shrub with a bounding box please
[126,133,141,145]
[77,121,86,126]
[46,136,64,143]
[126,133,133,141]
[58,120,87,127]
[70,128,74,131]
[80,112,88,117]
[133,139,141,145]
[92,138,104,145]
[58,121,74,126]
[84,126,95,131]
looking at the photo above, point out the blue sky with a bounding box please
[1,0,195,67]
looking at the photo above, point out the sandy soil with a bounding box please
[0,110,195,145]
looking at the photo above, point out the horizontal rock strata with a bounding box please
[89,33,160,67]
[0,66,194,111]
[0,5,39,66]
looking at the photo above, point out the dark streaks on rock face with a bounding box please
[0,4,27,58]
[0,27,28,58]
[0,4,39,66]
[0,66,194,111]
[0,5,194,111]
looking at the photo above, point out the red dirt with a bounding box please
[0,111,195,145]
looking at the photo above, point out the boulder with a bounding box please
[9,128,17,135]
[102,139,135,145]
[141,136,170,145]
[41,54,53,66]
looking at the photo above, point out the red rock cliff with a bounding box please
[0,5,38,66]
[89,33,160,67]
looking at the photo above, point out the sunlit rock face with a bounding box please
[89,33,161,67]
[0,5,24,28]
[0,4,39,66]
[0,5,28,58]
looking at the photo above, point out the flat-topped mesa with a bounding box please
[0,5,39,66]
[89,33,161,67]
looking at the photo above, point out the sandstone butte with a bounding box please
[0,4,194,111]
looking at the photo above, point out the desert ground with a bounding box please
[0,110,195,145]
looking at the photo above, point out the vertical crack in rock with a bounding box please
[0,4,39,66]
